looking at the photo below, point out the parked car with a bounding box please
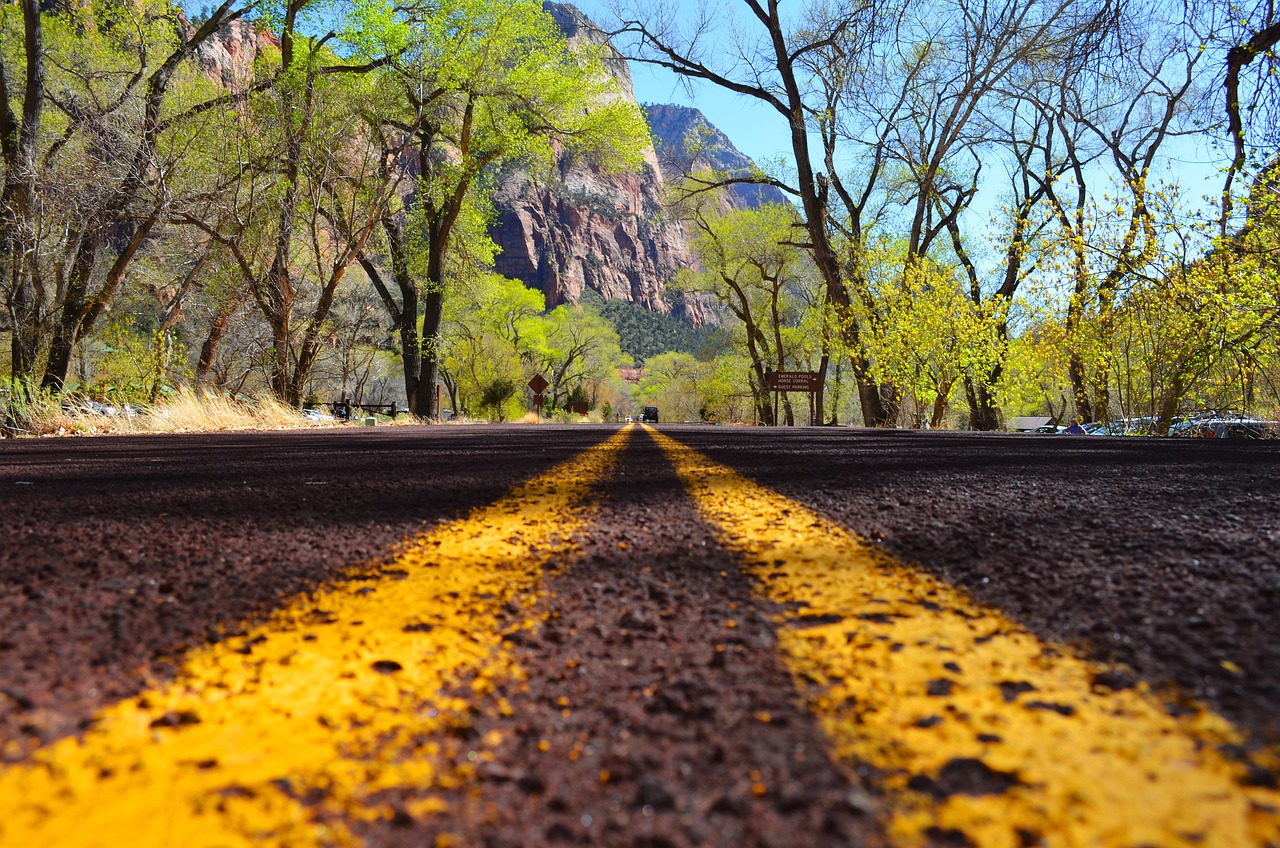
[1083,421,1128,436]
[301,408,334,423]
[1201,419,1278,439]
[1170,413,1280,439]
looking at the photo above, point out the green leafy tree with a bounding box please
[355,0,649,418]
[536,302,632,411]
[441,272,544,416]
[637,350,702,422]
[0,0,248,396]
[859,241,1005,428]
[677,201,821,425]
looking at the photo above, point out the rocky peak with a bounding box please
[192,18,277,90]
[489,3,700,321]
[541,2,636,100]
[646,104,790,210]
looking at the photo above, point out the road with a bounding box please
[0,424,1277,847]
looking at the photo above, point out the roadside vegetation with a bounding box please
[1,388,326,436]
[1,0,1277,434]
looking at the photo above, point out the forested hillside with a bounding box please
[586,291,719,363]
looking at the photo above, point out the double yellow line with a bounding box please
[1,425,1276,848]
[0,428,630,848]
[648,426,1279,848]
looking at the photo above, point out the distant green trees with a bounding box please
[349,0,649,418]
[0,0,250,398]
[5,0,1278,431]
[439,272,633,421]
[588,290,716,363]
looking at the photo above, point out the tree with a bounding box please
[860,241,1004,428]
[177,4,406,406]
[1027,1,1208,422]
[0,0,248,395]
[441,271,544,416]
[615,0,1114,427]
[356,0,648,418]
[677,199,820,424]
[637,350,702,421]
[1217,0,1280,226]
[536,301,631,411]
[615,0,895,424]
[1113,181,1280,433]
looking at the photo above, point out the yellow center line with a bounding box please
[648,426,1280,848]
[0,426,633,848]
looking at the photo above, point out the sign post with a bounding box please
[527,374,549,422]
[766,371,822,426]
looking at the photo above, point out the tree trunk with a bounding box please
[814,331,830,425]
[196,291,246,386]
[930,391,949,429]
[41,234,98,392]
[853,365,895,427]
[964,375,1002,431]
[399,316,421,414]
[0,0,44,389]
[269,313,294,403]
[8,280,40,388]
[1068,351,1095,423]
[37,2,235,393]
[1155,372,1185,437]
[414,286,444,418]
[825,356,842,426]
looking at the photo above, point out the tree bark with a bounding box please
[196,300,239,386]
[964,375,1002,431]
[1,0,44,390]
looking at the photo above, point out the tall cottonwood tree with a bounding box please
[1217,0,1280,226]
[1031,1,1208,422]
[172,0,410,406]
[677,200,817,425]
[355,0,647,418]
[615,0,1109,427]
[615,0,895,424]
[0,0,247,395]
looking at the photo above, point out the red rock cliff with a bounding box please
[490,3,703,322]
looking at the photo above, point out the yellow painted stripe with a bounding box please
[0,427,631,848]
[648,426,1280,848]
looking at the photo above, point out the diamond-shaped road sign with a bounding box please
[527,374,549,394]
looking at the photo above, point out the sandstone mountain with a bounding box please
[489,3,696,319]
[489,3,788,322]
[645,104,790,211]
[193,17,275,89]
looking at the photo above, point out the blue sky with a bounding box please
[570,1,798,170]
[570,0,1227,221]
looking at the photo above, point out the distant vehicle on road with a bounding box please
[639,407,659,423]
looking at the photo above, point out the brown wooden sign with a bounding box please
[527,374,549,393]
[571,401,589,415]
[768,371,821,392]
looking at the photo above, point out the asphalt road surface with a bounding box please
[0,424,1277,847]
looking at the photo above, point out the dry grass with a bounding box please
[2,389,354,438]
